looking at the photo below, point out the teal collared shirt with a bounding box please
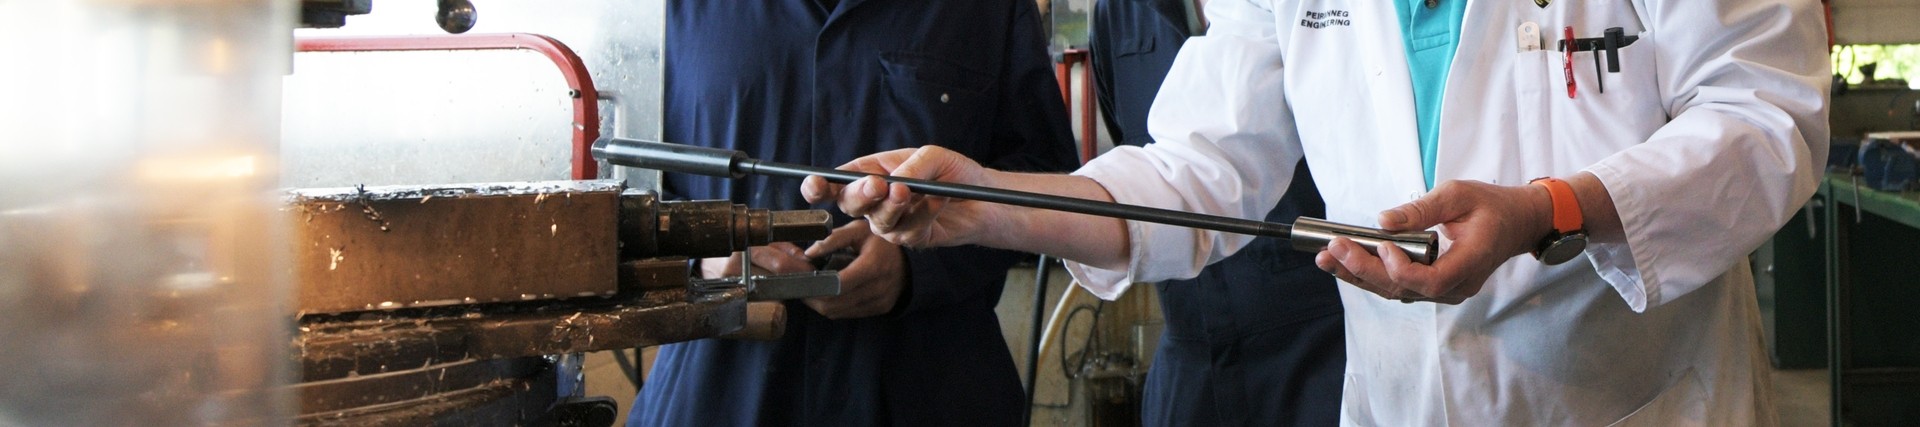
[1392,0,1467,189]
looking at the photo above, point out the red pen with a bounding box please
[1563,26,1577,99]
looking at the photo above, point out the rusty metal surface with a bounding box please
[289,181,623,314]
[294,357,543,415]
[619,257,691,291]
[654,200,745,258]
[296,357,558,427]
[295,287,746,381]
[767,209,833,242]
[623,197,832,259]
[719,302,786,341]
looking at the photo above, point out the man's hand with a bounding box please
[698,242,815,280]
[802,220,907,319]
[1315,179,1555,304]
[800,146,1002,249]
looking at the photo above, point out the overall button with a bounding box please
[1424,0,1438,9]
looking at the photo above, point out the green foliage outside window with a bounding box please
[1834,44,1920,89]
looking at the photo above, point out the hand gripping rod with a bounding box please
[593,137,1438,264]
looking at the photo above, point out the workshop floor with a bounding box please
[1773,368,1829,426]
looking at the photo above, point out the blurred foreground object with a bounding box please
[0,0,297,424]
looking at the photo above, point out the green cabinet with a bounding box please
[1822,175,1920,426]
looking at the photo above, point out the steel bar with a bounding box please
[593,137,1293,238]
[592,137,1441,264]
[296,287,747,382]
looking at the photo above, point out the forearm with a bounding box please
[977,170,1132,270]
[1566,172,1623,244]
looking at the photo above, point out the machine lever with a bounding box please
[593,137,1438,264]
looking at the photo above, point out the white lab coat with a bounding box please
[1062,0,1830,425]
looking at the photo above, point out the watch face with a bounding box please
[1539,234,1589,265]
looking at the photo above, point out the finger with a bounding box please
[747,264,773,277]
[887,145,953,181]
[805,221,869,258]
[800,175,838,205]
[834,175,890,218]
[864,181,926,235]
[1379,180,1475,232]
[700,254,742,279]
[1375,239,1447,297]
[767,242,805,258]
[839,148,919,175]
[1319,242,1391,299]
[1315,250,1355,284]
[747,244,813,275]
[801,296,837,318]
[809,148,917,215]
[879,182,942,247]
[1327,237,1397,291]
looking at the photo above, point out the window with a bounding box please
[1834,44,1920,89]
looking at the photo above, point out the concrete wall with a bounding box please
[1833,0,1920,45]
[1832,88,1920,140]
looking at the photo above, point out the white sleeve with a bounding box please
[1582,0,1830,311]
[1062,0,1305,300]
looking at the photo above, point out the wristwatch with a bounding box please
[1530,177,1588,265]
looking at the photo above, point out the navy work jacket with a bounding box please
[1092,0,1344,425]
[631,0,1077,426]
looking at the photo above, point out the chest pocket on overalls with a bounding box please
[879,51,996,149]
[1510,2,1668,174]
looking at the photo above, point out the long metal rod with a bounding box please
[591,137,1441,264]
[740,160,1293,237]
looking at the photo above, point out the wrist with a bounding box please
[1524,183,1557,246]
[974,169,1022,249]
[1527,177,1591,265]
[977,200,1022,250]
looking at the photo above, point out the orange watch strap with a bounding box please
[1531,177,1583,233]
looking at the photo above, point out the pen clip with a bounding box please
[1563,26,1576,99]
[1557,27,1637,73]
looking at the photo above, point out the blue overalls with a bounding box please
[630,0,1079,425]
[1092,0,1346,425]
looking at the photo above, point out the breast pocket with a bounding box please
[878,51,997,149]
[1512,30,1667,175]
